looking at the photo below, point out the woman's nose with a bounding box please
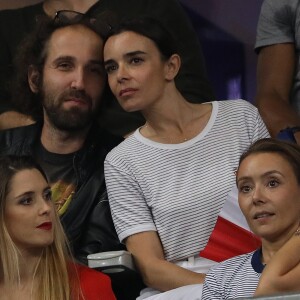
[252,187,266,205]
[39,199,52,215]
[116,64,129,83]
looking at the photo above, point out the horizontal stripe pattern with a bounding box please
[105,100,269,261]
[202,251,260,299]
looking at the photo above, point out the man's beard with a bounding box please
[42,89,99,131]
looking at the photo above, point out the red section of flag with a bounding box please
[200,216,261,262]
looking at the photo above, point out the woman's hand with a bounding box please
[255,229,300,296]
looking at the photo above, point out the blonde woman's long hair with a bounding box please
[0,155,81,300]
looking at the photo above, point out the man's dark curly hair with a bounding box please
[11,13,113,121]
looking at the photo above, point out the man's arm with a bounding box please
[255,43,300,143]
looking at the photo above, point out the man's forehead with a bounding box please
[46,24,103,58]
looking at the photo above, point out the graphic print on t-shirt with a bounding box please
[34,141,77,216]
[51,179,76,215]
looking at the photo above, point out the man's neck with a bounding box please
[40,121,90,154]
[43,0,99,16]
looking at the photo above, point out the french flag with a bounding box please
[200,186,261,262]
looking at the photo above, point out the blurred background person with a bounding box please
[255,0,300,144]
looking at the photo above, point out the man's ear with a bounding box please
[165,54,181,81]
[28,65,41,93]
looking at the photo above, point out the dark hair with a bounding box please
[106,16,179,60]
[11,14,108,120]
[238,138,300,184]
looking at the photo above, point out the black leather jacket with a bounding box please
[0,122,125,263]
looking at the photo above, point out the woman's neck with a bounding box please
[261,228,298,264]
[43,0,99,17]
[140,92,212,143]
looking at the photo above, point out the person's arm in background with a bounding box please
[254,0,300,143]
[0,111,34,130]
[255,43,300,143]
[255,231,300,296]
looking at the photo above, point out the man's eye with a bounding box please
[90,66,104,75]
[57,63,72,70]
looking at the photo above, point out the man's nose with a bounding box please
[70,68,85,90]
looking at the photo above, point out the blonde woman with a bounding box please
[0,155,116,300]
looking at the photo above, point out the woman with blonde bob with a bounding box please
[0,155,116,300]
[202,138,300,299]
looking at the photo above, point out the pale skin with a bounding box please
[255,43,300,143]
[28,25,105,154]
[104,31,211,291]
[0,169,53,300]
[236,152,300,296]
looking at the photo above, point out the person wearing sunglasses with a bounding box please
[0,155,116,300]
[0,12,125,267]
[0,0,214,137]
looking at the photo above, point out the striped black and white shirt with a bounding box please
[104,100,269,262]
[201,249,264,299]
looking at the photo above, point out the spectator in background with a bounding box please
[202,138,300,299]
[0,12,124,263]
[255,0,300,144]
[0,155,116,300]
[103,16,269,299]
[0,0,214,136]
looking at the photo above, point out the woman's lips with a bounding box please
[119,88,138,97]
[253,211,275,220]
[36,222,52,230]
